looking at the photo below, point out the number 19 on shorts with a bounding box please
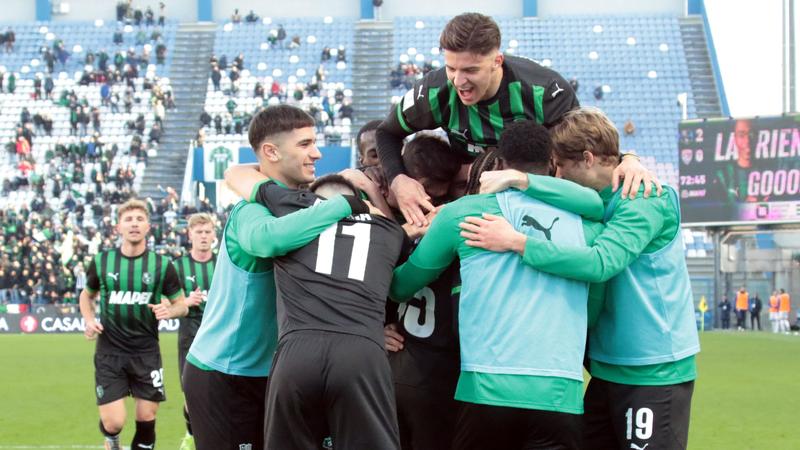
[625,407,653,441]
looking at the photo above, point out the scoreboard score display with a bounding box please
[678,114,800,225]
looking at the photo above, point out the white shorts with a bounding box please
[778,311,789,320]
[769,312,779,320]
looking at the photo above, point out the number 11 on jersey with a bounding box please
[315,223,371,281]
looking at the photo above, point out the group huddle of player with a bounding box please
[79,13,700,450]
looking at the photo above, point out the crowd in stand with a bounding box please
[0,189,219,308]
[204,50,353,145]
[0,3,199,308]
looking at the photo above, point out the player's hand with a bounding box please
[612,157,663,199]
[339,168,376,192]
[478,169,529,194]
[384,323,404,352]
[186,288,204,307]
[460,213,527,254]
[401,206,442,240]
[391,174,435,227]
[149,298,173,321]
[84,319,104,340]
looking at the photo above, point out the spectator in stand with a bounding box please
[91,107,102,132]
[33,74,43,100]
[321,46,331,62]
[245,10,260,23]
[145,6,155,27]
[593,85,604,100]
[7,72,16,94]
[254,82,265,98]
[289,36,301,50]
[337,45,347,62]
[156,41,167,65]
[116,0,127,22]
[624,119,636,136]
[44,75,54,99]
[219,54,228,71]
[231,9,241,24]
[113,28,124,45]
[277,24,287,48]
[134,6,144,25]
[213,114,222,134]
[149,122,163,144]
[43,48,55,73]
[4,27,15,53]
[158,2,166,27]
[200,111,212,128]
[211,66,221,91]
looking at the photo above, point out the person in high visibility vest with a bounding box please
[735,287,749,331]
[769,291,780,333]
[778,289,791,333]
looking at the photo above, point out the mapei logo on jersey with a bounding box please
[19,315,39,333]
[521,215,559,241]
[142,272,152,286]
[109,291,153,305]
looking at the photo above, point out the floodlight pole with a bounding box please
[713,229,722,329]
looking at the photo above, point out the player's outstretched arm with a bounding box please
[479,170,604,220]
[611,154,663,199]
[236,194,367,259]
[223,163,265,200]
[79,288,103,340]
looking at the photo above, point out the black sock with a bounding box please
[99,420,120,439]
[131,419,156,449]
[183,406,193,436]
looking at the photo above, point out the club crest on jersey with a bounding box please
[142,272,152,285]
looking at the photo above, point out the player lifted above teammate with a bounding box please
[79,199,187,450]
[377,12,659,226]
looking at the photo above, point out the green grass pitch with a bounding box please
[0,332,797,449]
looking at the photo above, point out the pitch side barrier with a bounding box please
[0,305,180,334]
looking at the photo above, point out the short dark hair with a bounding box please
[309,174,359,197]
[439,13,501,55]
[403,135,462,183]
[466,150,500,195]
[356,120,383,153]
[248,104,315,151]
[496,120,552,174]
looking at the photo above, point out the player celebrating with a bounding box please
[184,105,368,450]
[174,213,217,450]
[461,107,700,450]
[376,12,658,226]
[390,121,605,450]
[240,175,403,449]
[79,199,187,450]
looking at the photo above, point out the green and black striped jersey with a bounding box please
[86,249,183,354]
[379,55,578,181]
[173,253,216,320]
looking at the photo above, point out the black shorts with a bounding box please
[94,351,166,405]
[183,361,267,450]
[395,383,459,450]
[583,377,695,450]
[264,330,400,450]
[178,317,202,386]
[452,401,582,450]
